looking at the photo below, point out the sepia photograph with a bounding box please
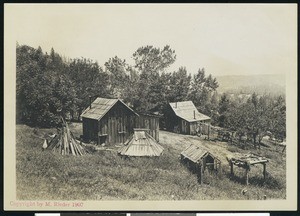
[4,3,297,211]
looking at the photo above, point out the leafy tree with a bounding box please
[205,74,219,91]
[16,45,77,126]
[269,95,286,141]
[168,67,191,102]
[131,45,176,112]
[188,68,218,115]
[17,43,286,145]
[227,101,248,144]
[243,93,271,148]
[52,74,77,120]
[67,58,110,119]
[104,56,130,98]
[221,92,286,148]
[133,45,176,74]
[204,91,219,124]
[218,93,230,128]
[122,67,141,109]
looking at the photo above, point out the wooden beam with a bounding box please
[282,145,286,153]
[230,161,234,176]
[245,168,249,185]
[197,166,202,184]
[248,159,269,165]
[263,163,267,180]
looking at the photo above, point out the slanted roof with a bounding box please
[81,97,138,121]
[169,101,210,122]
[118,129,164,157]
[181,144,218,164]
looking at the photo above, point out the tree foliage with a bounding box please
[16,45,109,126]
[133,45,176,74]
[218,93,286,146]
[189,68,219,115]
[67,58,110,119]
[16,44,286,143]
[104,56,130,98]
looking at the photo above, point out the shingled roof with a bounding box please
[118,129,164,157]
[80,97,138,120]
[181,144,219,164]
[169,101,210,122]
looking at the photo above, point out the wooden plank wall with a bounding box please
[83,103,161,144]
[164,106,178,132]
[189,120,211,136]
[98,101,135,145]
[189,122,197,135]
[82,118,98,142]
[135,114,159,142]
[181,119,190,134]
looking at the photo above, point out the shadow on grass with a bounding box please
[226,172,247,185]
[225,172,284,189]
[250,173,285,189]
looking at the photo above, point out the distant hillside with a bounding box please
[216,74,285,96]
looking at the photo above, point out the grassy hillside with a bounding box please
[16,123,286,200]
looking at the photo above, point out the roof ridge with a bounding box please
[81,97,138,120]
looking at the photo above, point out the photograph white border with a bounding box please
[4,3,298,211]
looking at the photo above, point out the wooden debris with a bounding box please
[46,118,89,156]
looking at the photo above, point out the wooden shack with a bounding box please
[181,144,221,183]
[81,97,138,145]
[165,101,211,135]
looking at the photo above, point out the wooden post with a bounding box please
[263,163,266,180]
[230,161,234,176]
[208,124,210,140]
[282,145,286,153]
[197,166,202,184]
[245,168,249,185]
[218,162,222,177]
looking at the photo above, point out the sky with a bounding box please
[7,3,297,76]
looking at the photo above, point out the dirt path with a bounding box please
[68,122,277,167]
[159,130,233,164]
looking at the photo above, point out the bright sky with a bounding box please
[7,4,297,76]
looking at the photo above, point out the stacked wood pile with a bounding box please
[47,118,89,156]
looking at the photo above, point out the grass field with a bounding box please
[16,123,286,200]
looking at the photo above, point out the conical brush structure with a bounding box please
[47,118,89,156]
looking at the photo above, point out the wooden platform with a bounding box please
[227,153,269,185]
